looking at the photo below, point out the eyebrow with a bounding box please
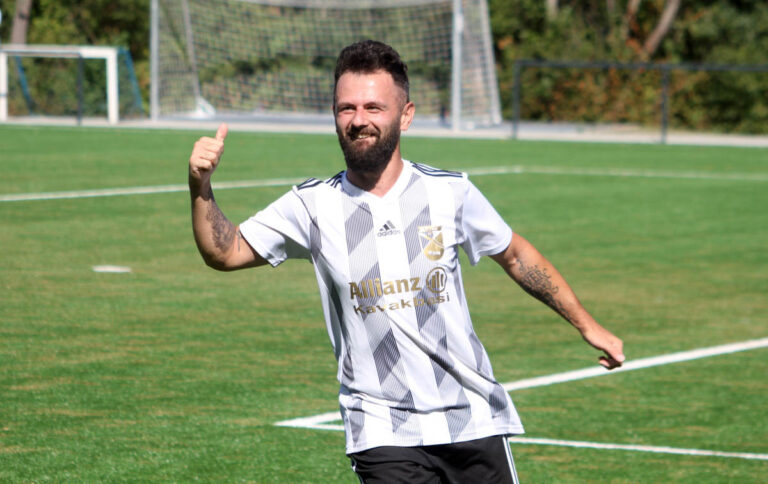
[335,100,388,111]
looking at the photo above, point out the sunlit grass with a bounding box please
[1,125,766,482]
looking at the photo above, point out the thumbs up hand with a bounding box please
[189,123,229,186]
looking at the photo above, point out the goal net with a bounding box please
[150,0,501,128]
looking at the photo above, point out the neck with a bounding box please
[346,152,404,197]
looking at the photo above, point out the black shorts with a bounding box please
[349,435,520,484]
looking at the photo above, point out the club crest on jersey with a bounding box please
[418,225,444,261]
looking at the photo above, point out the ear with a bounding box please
[400,101,415,131]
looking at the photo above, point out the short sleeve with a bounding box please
[239,189,312,267]
[460,180,513,266]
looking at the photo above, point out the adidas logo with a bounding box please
[377,220,401,237]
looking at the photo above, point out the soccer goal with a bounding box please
[0,44,144,125]
[150,0,501,129]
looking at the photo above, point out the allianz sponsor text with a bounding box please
[348,269,449,314]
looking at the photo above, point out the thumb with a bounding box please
[215,123,229,142]
[599,348,625,370]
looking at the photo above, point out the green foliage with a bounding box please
[1,1,766,132]
[489,0,768,133]
[0,0,149,112]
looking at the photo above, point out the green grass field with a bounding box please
[1,124,767,483]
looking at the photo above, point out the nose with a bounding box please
[351,107,368,129]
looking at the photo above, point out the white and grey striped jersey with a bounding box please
[240,160,524,454]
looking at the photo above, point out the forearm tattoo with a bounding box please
[204,186,236,252]
[515,260,569,318]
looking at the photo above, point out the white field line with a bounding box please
[465,165,768,182]
[273,421,768,461]
[274,337,768,461]
[502,336,768,392]
[3,165,766,203]
[0,177,307,203]
[507,437,768,461]
[275,411,344,432]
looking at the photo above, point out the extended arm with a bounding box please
[490,233,625,369]
[189,124,267,271]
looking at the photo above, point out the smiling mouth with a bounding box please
[349,128,378,140]
[350,133,377,144]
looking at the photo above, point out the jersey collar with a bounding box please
[341,159,414,203]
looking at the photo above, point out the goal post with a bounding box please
[150,0,502,130]
[0,44,143,125]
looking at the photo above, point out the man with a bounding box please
[189,40,624,483]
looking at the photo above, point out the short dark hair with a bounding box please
[333,40,410,104]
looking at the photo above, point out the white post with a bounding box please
[451,0,463,132]
[105,48,119,124]
[0,52,7,122]
[0,1,4,121]
[150,0,159,121]
[479,0,502,125]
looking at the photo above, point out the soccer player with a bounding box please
[189,40,624,483]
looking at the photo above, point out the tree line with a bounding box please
[1,0,766,133]
[490,0,768,133]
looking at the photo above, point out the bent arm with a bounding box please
[490,233,625,369]
[188,123,267,271]
[189,180,267,271]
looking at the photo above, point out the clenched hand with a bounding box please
[189,123,228,187]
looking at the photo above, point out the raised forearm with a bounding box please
[187,124,264,271]
[190,179,238,269]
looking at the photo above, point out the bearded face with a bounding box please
[336,114,401,174]
[333,71,412,177]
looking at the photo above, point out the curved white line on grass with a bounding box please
[2,165,766,202]
[273,337,768,461]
